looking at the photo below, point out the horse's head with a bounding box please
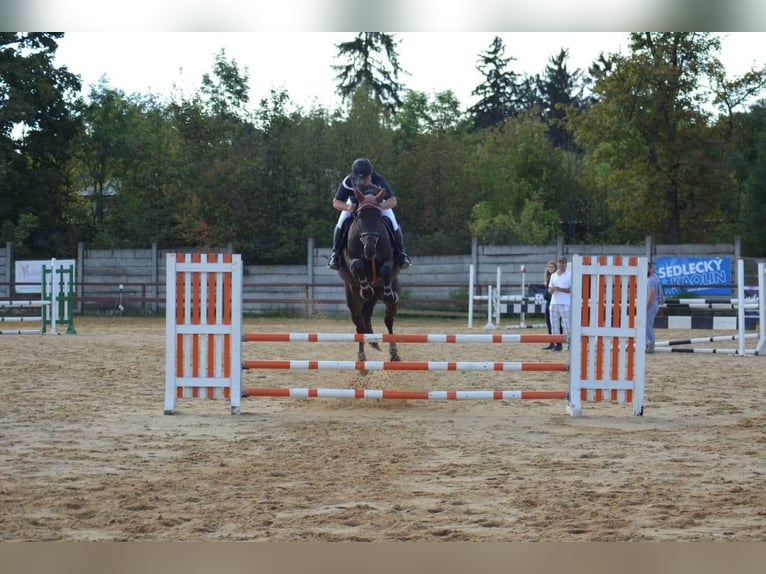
[353,185,386,260]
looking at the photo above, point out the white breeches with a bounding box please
[335,205,399,231]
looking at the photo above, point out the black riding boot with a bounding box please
[394,228,411,269]
[327,227,343,269]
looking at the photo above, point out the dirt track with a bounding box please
[1,316,764,541]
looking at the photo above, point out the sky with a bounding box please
[52,32,766,112]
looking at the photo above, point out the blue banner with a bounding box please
[655,256,731,296]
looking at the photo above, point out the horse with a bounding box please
[337,184,402,366]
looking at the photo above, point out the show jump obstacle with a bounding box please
[0,258,76,335]
[164,253,647,417]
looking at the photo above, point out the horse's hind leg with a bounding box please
[345,286,369,371]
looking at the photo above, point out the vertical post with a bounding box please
[62,263,76,334]
[519,265,527,328]
[737,258,745,356]
[307,237,314,318]
[52,258,59,335]
[483,285,495,329]
[468,264,475,329]
[494,267,501,327]
[757,262,765,356]
[77,242,85,315]
[151,242,158,314]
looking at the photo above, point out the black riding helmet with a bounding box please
[351,158,373,186]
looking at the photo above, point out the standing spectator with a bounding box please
[547,256,572,352]
[542,259,559,350]
[646,260,663,354]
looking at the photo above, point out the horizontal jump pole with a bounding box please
[471,295,534,302]
[0,300,50,308]
[242,387,568,400]
[664,298,758,305]
[663,302,759,310]
[1,329,41,335]
[242,360,569,372]
[242,332,566,344]
[654,347,758,355]
[655,333,758,347]
[0,316,42,323]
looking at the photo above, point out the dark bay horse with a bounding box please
[337,184,401,364]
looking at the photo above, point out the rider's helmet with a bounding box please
[351,158,373,186]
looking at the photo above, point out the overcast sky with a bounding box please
[53,32,766,111]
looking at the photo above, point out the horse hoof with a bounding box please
[360,288,374,300]
[390,353,401,362]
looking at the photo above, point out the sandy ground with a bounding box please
[1,315,764,542]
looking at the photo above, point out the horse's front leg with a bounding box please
[381,264,400,362]
[384,306,400,362]
[350,258,374,300]
[380,262,398,304]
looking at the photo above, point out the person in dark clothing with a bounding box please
[327,157,411,270]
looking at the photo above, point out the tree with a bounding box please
[393,90,473,253]
[468,36,518,130]
[572,32,748,243]
[730,102,766,255]
[463,115,564,245]
[73,81,134,226]
[333,33,405,116]
[0,32,83,257]
[536,48,588,150]
[199,49,251,121]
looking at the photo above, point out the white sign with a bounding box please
[15,259,76,294]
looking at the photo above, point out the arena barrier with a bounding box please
[164,253,647,417]
[0,258,77,335]
[655,259,764,356]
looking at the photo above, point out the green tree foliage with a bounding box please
[536,49,588,150]
[333,33,405,116]
[468,36,519,130]
[171,62,260,254]
[464,115,563,245]
[571,33,760,244]
[10,32,766,263]
[393,90,473,253]
[731,101,766,255]
[0,32,83,257]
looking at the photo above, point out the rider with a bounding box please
[327,157,412,270]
